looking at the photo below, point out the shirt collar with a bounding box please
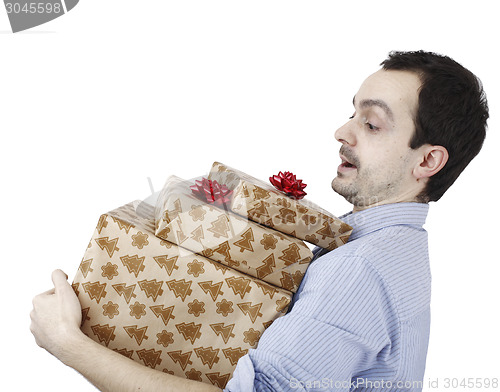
[340,202,429,242]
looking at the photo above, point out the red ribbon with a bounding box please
[190,178,233,207]
[269,171,307,200]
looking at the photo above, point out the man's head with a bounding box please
[331,50,489,209]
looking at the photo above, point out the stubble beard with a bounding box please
[331,170,377,208]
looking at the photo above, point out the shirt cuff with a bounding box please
[224,353,256,392]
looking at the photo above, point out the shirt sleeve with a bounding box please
[224,254,398,392]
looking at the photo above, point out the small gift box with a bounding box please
[208,162,352,250]
[73,201,292,389]
[154,176,313,293]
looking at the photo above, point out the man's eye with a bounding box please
[349,113,356,119]
[366,121,379,131]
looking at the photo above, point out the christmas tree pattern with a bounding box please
[72,283,80,297]
[97,215,108,234]
[317,220,336,240]
[194,346,220,369]
[175,227,189,245]
[167,350,193,371]
[222,347,248,366]
[124,325,149,345]
[213,241,239,268]
[91,324,116,347]
[112,283,137,304]
[114,348,134,359]
[162,198,182,224]
[188,205,207,222]
[111,216,134,234]
[339,234,350,244]
[225,277,252,299]
[166,279,193,302]
[190,225,205,243]
[175,322,202,344]
[95,237,120,258]
[120,255,146,277]
[138,279,164,302]
[233,228,255,253]
[79,258,93,278]
[153,255,179,276]
[254,281,278,299]
[82,281,107,304]
[207,215,231,238]
[252,186,271,201]
[247,200,270,221]
[279,272,295,292]
[198,280,224,301]
[262,320,273,330]
[209,323,235,344]
[339,222,351,234]
[206,258,229,274]
[136,348,162,369]
[150,305,175,326]
[255,254,276,279]
[278,243,301,266]
[292,270,304,287]
[237,302,263,323]
[205,372,231,388]
[81,307,90,326]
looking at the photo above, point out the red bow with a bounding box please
[190,178,233,206]
[269,171,307,200]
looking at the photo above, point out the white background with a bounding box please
[1,1,498,391]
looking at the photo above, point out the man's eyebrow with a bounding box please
[353,96,394,121]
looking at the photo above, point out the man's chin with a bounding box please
[331,177,354,200]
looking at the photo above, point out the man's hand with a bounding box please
[30,269,83,362]
[30,270,222,391]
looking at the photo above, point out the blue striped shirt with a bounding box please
[225,202,431,392]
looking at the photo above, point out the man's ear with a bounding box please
[413,145,449,179]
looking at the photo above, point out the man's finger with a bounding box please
[51,269,70,292]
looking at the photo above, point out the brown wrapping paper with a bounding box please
[208,162,352,250]
[154,176,313,293]
[73,201,292,388]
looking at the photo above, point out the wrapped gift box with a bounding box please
[154,176,313,293]
[208,162,352,250]
[73,201,292,388]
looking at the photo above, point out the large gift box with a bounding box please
[73,202,292,388]
[154,176,313,293]
[72,163,352,388]
[208,162,352,250]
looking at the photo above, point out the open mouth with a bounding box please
[341,161,357,169]
[338,153,358,173]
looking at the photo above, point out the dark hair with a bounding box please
[381,50,489,202]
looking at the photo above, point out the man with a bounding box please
[30,51,488,391]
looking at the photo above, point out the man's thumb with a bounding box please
[51,269,70,291]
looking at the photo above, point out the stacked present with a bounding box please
[72,162,352,388]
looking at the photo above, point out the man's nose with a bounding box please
[334,119,357,146]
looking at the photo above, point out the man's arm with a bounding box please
[30,269,221,392]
